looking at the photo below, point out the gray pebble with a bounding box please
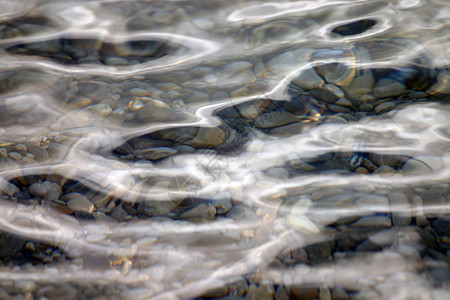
[110,206,128,222]
[292,67,324,90]
[8,151,22,160]
[29,183,47,197]
[374,78,406,98]
[254,111,299,128]
[350,215,392,228]
[344,73,374,99]
[388,192,412,226]
[374,101,396,114]
[134,147,178,160]
[402,155,442,175]
[358,103,373,111]
[0,179,19,196]
[67,195,94,213]
[179,204,216,219]
[42,181,62,201]
[335,98,352,107]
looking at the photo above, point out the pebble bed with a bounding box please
[0,0,449,299]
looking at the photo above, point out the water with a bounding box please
[0,0,449,299]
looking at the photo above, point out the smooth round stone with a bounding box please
[374,101,396,114]
[355,167,369,174]
[310,87,339,103]
[190,66,214,77]
[29,182,47,197]
[388,191,412,226]
[323,83,345,98]
[127,88,150,97]
[335,98,352,107]
[316,62,355,87]
[328,104,351,113]
[426,71,450,95]
[67,195,94,213]
[344,73,374,99]
[187,91,210,103]
[291,286,319,300]
[286,200,320,233]
[86,103,113,118]
[15,144,27,153]
[179,204,216,219]
[223,61,253,74]
[8,151,22,160]
[42,181,62,201]
[133,99,171,122]
[134,147,177,160]
[254,111,299,128]
[78,82,110,101]
[291,67,324,90]
[104,57,129,66]
[369,153,403,167]
[0,180,19,196]
[323,115,348,124]
[402,155,442,175]
[373,165,396,174]
[349,215,392,227]
[110,206,128,222]
[186,127,226,148]
[0,148,7,158]
[374,78,406,98]
[358,103,373,111]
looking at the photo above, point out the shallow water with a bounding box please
[0,0,449,299]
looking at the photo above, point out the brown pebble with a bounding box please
[355,167,369,174]
[290,285,319,300]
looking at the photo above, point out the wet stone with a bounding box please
[388,192,412,226]
[292,67,324,90]
[132,98,171,122]
[29,182,48,197]
[290,285,319,300]
[133,147,177,160]
[186,127,226,148]
[331,19,377,36]
[245,283,274,300]
[8,151,22,160]
[374,78,406,98]
[358,103,373,111]
[335,98,352,107]
[350,215,392,228]
[402,155,442,175]
[0,180,19,197]
[344,73,374,100]
[67,194,94,213]
[374,101,396,114]
[110,206,128,222]
[179,203,216,219]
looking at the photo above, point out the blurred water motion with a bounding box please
[0,0,449,299]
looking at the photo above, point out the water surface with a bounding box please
[0,0,449,299]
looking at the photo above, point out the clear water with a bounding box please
[0,0,449,299]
